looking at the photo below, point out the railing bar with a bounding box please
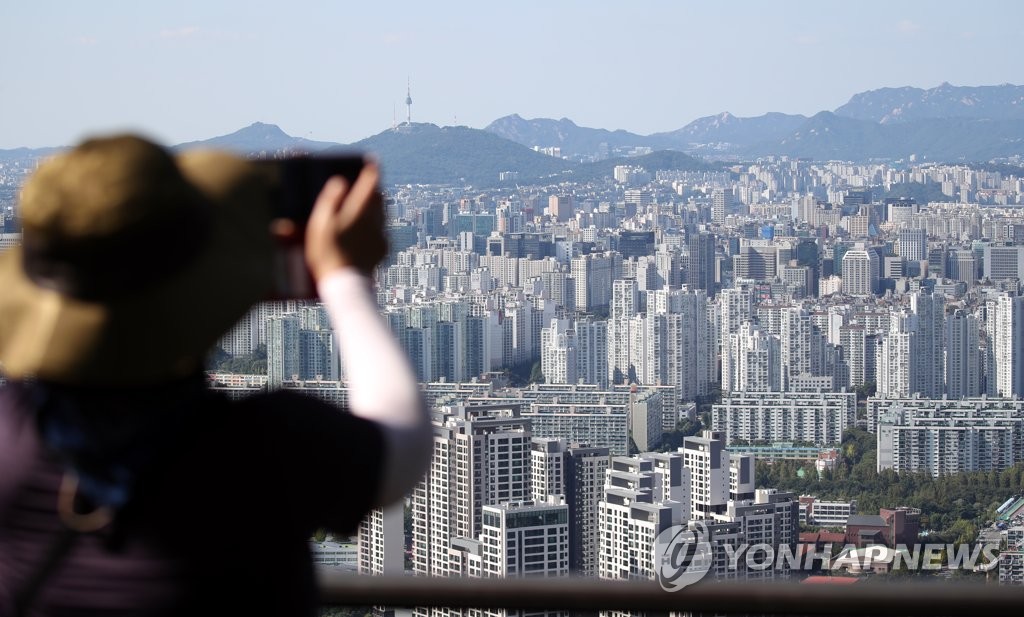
[317,575,1022,616]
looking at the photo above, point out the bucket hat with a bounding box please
[0,134,274,385]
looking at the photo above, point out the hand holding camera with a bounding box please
[262,154,386,297]
[304,163,387,281]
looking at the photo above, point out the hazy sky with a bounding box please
[2,1,1022,149]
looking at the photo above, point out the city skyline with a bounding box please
[3,1,1024,149]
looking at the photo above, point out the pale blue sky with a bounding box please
[2,1,1022,149]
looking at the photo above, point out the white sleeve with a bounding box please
[317,267,431,507]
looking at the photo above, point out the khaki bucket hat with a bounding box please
[0,134,274,385]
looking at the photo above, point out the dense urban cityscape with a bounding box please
[5,101,1024,612]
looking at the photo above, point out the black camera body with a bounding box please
[259,153,368,299]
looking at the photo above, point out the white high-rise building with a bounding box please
[480,497,569,577]
[412,404,532,583]
[598,453,688,581]
[575,317,609,389]
[540,319,577,385]
[642,288,712,401]
[571,252,619,313]
[724,321,781,393]
[987,294,1024,398]
[877,312,916,399]
[841,243,879,296]
[896,228,927,262]
[530,437,566,502]
[945,309,981,399]
[357,503,404,576]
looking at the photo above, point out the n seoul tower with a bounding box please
[405,78,413,125]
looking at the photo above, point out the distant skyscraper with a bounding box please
[945,309,981,399]
[687,230,717,296]
[841,243,879,296]
[712,188,732,224]
[986,294,1024,398]
[549,194,574,222]
[896,228,927,262]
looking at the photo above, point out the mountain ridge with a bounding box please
[4,83,1024,170]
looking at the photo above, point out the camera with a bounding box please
[258,153,368,299]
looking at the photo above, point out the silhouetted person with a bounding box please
[0,135,430,616]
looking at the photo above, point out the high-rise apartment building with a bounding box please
[841,243,879,296]
[412,404,532,582]
[565,445,610,576]
[987,294,1024,398]
[945,308,982,398]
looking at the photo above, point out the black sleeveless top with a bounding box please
[0,381,385,616]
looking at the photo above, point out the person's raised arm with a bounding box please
[304,164,431,507]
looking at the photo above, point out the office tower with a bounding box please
[984,245,1024,281]
[841,243,879,296]
[945,309,981,399]
[927,246,947,278]
[794,238,821,296]
[986,294,1024,398]
[687,231,717,296]
[412,404,532,581]
[948,249,978,285]
[617,231,654,259]
[598,453,688,580]
[530,437,566,502]
[549,194,574,222]
[565,445,610,576]
[725,321,781,393]
[733,243,777,281]
[896,228,927,262]
[623,191,653,219]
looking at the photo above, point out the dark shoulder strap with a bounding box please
[13,471,115,617]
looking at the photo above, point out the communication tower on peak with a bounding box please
[405,78,413,125]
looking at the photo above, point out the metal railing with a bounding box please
[317,573,1024,616]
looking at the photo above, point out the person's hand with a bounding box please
[304,163,388,280]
